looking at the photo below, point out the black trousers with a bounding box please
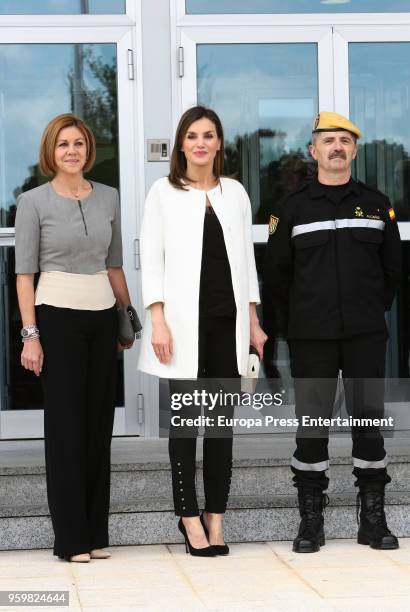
[36,304,118,557]
[289,332,390,491]
[168,316,239,517]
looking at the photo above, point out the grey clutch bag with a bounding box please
[117,305,142,345]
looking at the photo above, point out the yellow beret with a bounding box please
[312,111,362,139]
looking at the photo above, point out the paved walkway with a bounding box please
[0,539,409,611]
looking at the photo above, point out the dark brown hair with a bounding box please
[39,113,96,177]
[168,106,224,190]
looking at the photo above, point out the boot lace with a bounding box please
[299,491,329,537]
[356,488,388,529]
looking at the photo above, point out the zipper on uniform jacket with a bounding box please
[77,200,88,236]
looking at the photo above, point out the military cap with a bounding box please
[312,111,362,139]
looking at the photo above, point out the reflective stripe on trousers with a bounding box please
[291,457,330,471]
[291,456,389,471]
[353,456,389,469]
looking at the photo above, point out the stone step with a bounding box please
[0,492,409,550]
[1,437,409,550]
[1,458,409,507]
[1,490,410,516]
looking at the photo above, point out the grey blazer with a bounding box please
[15,181,123,274]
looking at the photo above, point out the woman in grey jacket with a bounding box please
[15,114,133,562]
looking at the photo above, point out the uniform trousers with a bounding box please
[289,332,390,491]
[168,316,240,517]
[36,304,118,557]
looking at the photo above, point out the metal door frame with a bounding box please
[0,15,148,438]
[177,25,334,243]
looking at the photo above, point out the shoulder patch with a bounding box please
[269,214,279,235]
[388,207,396,221]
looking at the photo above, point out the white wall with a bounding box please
[142,0,173,192]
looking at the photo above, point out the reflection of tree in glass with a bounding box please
[223,129,313,224]
[69,47,118,146]
[352,139,410,222]
[7,162,43,226]
[351,140,410,380]
[12,45,119,223]
[224,137,241,180]
[5,205,16,228]
[68,47,119,187]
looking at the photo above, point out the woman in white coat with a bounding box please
[138,106,267,556]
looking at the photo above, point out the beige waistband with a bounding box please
[35,271,116,311]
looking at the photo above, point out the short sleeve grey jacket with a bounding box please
[14,181,123,274]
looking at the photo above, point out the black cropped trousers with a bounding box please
[168,316,240,517]
[36,304,118,558]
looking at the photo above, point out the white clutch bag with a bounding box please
[241,346,260,393]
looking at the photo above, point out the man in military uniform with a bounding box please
[264,112,401,553]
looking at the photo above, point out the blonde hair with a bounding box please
[39,113,96,177]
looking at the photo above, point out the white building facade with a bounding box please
[1,0,410,439]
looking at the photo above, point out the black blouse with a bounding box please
[199,205,236,318]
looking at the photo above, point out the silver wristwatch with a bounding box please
[21,325,40,341]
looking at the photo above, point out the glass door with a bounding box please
[333,27,410,230]
[177,23,410,433]
[180,26,333,237]
[177,26,333,431]
[0,26,143,438]
[334,26,410,380]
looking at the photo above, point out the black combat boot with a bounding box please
[292,488,329,553]
[357,483,399,550]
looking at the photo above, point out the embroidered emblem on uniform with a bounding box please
[269,214,279,235]
[366,214,381,220]
[388,207,396,221]
[355,206,364,218]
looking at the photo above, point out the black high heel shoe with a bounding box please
[178,518,216,557]
[200,512,230,556]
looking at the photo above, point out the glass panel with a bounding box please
[397,242,410,378]
[0,41,124,427]
[0,246,124,416]
[0,247,43,412]
[187,0,410,14]
[0,43,119,227]
[350,43,410,221]
[197,43,318,223]
[0,0,125,15]
[255,244,291,385]
[349,42,410,380]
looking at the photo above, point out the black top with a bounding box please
[264,177,402,339]
[199,205,236,318]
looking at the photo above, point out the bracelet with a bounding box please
[21,325,39,339]
[22,334,40,343]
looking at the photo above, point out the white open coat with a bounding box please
[137,176,260,378]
